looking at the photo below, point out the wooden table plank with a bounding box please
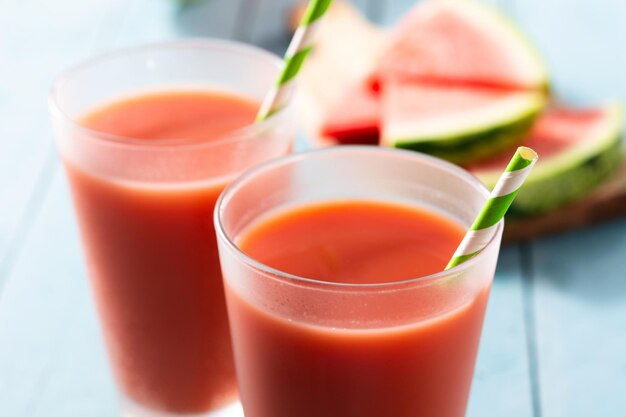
[509,1,626,416]
[530,219,626,417]
[0,0,139,414]
[0,0,68,267]
[0,169,117,417]
[0,0,132,286]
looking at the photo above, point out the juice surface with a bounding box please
[240,200,463,283]
[82,90,257,141]
[228,201,490,417]
[68,91,258,413]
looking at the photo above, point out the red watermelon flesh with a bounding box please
[319,82,380,145]
[384,82,527,124]
[470,107,609,172]
[371,0,547,90]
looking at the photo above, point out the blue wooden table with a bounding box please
[1,1,625,416]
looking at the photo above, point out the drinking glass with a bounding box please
[215,146,503,417]
[50,39,295,417]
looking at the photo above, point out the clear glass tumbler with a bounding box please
[49,40,295,417]
[215,146,503,417]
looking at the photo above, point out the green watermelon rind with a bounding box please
[386,93,546,164]
[476,104,625,215]
[393,108,539,164]
[510,140,623,215]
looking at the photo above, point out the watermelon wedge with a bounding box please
[294,1,386,146]
[372,0,548,90]
[381,81,546,163]
[471,104,624,214]
[319,83,380,145]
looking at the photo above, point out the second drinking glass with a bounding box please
[49,40,295,416]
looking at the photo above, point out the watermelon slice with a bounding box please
[381,81,546,163]
[471,104,624,214]
[299,0,551,158]
[319,83,380,145]
[372,0,547,90]
[295,1,387,146]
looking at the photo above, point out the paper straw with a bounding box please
[446,147,538,270]
[256,0,333,121]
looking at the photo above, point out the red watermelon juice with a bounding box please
[222,199,493,417]
[62,90,289,414]
[50,40,295,416]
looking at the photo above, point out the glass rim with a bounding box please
[215,146,504,290]
[48,38,294,150]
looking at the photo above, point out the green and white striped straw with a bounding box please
[446,147,538,270]
[256,0,333,121]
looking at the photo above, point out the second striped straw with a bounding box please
[446,146,538,270]
[256,0,333,121]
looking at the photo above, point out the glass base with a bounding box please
[120,398,244,417]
